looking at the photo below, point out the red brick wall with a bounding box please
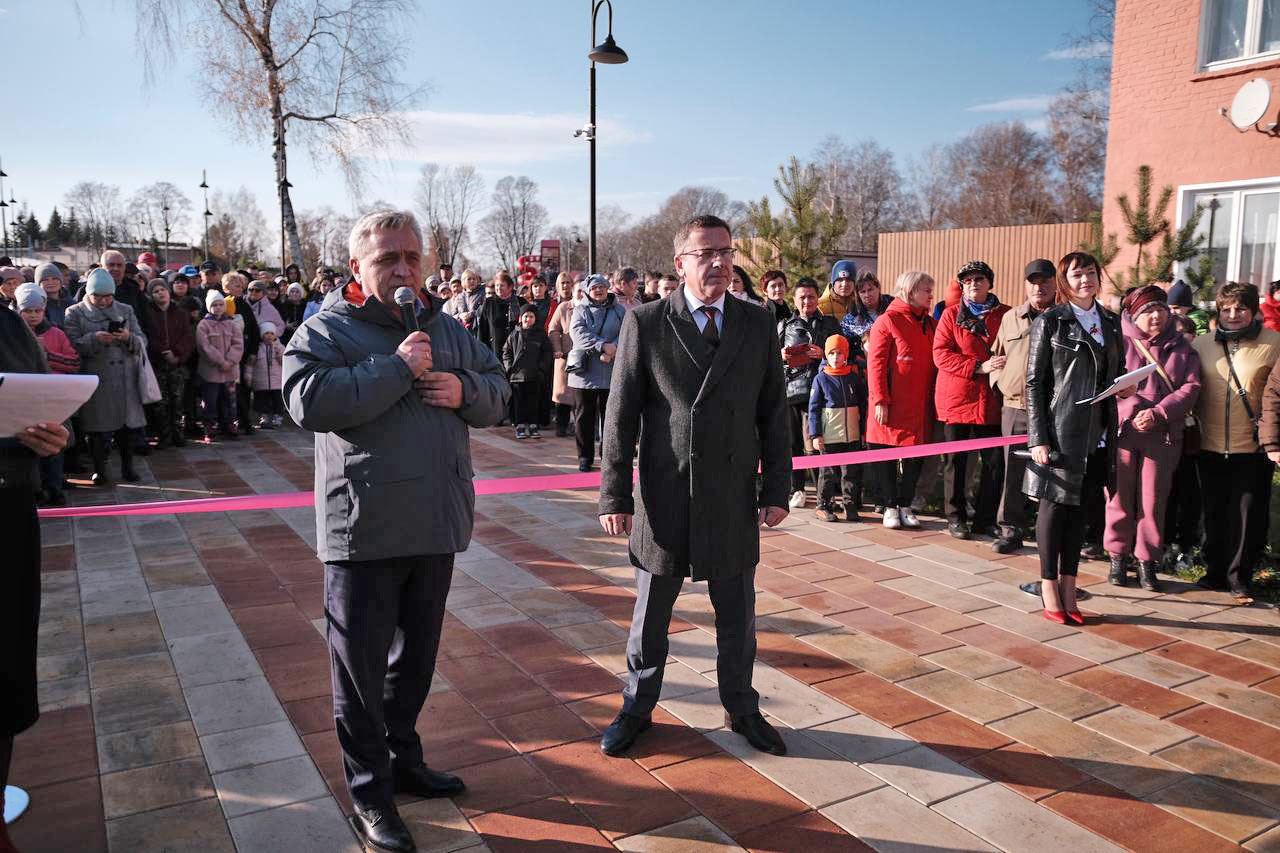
[1102,0,1280,281]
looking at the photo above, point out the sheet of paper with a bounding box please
[0,373,100,437]
[1075,362,1158,406]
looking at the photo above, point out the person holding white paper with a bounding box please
[1103,285,1201,592]
[0,304,69,850]
[1023,252,1129,625]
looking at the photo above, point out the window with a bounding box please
[1181,181,1280,289]
[1201,0,1280,67]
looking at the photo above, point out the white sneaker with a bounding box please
[883,507,902,529]
[899,507,921,529]
[789,490,807,509]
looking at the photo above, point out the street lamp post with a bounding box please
[0,157,9,257]
[200,170,211,263]
[162,204,171,267]
[581,1,627,276]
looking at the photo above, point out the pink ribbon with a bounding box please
[37,434,1027,519]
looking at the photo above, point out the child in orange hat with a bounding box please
[808,334,868,522]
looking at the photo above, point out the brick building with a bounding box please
[1103,0,1280,289]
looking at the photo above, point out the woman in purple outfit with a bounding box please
[1103,285,1201,591]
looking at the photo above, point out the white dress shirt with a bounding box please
[1070,300,1104,345]
[683,285,726,334]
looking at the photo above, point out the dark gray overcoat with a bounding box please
[599,289,791,580]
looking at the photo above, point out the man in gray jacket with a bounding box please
[598,214,792,758]
[284,210,508,853]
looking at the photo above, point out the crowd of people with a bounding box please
[4,242,1279,611]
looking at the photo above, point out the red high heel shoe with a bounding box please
[1042,609,1068,624]
[1066,610,1086,626]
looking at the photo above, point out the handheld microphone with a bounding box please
[394,286,419,335]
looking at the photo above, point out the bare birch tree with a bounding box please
[812,136,907,251]
[63,181,125,253]
[135,0,423,275]
[127,181,192,249]
[414,163,484,270]
[475,176,549,271]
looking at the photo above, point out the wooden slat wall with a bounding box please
[878,223,1092,306]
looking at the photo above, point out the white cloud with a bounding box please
[1043,41,1111,61]
[361,110,650,167]
[967,95,1056,113]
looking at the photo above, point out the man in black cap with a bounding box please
[989,259,1057,553]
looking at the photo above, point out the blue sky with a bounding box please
[5,0,1097,250]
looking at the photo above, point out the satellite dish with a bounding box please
[1228,78,1272,130]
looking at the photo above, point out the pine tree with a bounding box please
[1185,254,1216,301]
[1152,203,1206,283]
[745,157,847,282]
[45,207,65,244]
[1115,165,1173,288]
[1079,210,1119,269]
[66,210,82,246]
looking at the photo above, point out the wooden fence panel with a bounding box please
[878,223,1092,307]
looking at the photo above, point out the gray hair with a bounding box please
[348,209,423,261]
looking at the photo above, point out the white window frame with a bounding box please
[1198,0,1280,71]
[1175,176,1280,284]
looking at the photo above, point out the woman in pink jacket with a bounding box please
[1103,285,1201,591]
[196,290,244,441]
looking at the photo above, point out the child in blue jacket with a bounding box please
[809,334,867,522]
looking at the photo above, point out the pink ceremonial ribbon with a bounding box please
[37,434,1028,519]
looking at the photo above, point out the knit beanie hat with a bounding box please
[825,334,849,356]
[1123,284,1167,318]
[85,268,116,296]
[287,283,305,299]
[206,289,226,310]
[260,321,278,336]
[518,302,538,317]
[15,282,47,310]
[34,262,63,284]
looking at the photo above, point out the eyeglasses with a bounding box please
[679,248,735,263]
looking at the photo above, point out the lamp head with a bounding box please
[589,33,628,64]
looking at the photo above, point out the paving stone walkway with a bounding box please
[12,424,1280,852]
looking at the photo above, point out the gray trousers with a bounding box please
[622,566,759,719]
[325,554,454,809]
[997,406,1030,538]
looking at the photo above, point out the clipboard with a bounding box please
[1075,363,1157,406]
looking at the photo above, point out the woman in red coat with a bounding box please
[933,260,1011,540]
[867,271,937,530]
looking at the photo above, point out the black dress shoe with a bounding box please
[578,459,593,473]
[992,536,1022,554]
[351,804,415,853]
[947,521,971,540]
[393,763,465,798]
[122,467,141,483]
[600,712,651,756]
[726,712,786,755]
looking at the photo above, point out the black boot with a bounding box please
[118,437,140,483]
[1137,560,1162,592]
[1108,553,1130,587]
[89,433,111,486]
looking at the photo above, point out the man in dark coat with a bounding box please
[598,214,792,757]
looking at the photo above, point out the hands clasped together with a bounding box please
[396,331,463,410]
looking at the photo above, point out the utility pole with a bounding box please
[200,170,211,263]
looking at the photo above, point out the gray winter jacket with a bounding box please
[283,285,510,562]
[567,295,626,391]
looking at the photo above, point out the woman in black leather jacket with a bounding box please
[1023,251,1127,624]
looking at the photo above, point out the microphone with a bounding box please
[394,286,419,335]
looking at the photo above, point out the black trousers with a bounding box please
[152,361,187,440]
[512,380,543,425]
[1036,451,1106,579]
[1,486,40,737]
[236,367,255,427]
[325,554,454,809]
[1164,454,1203,552]
[868,443,924,507]
[623,566,759,718]
[942,423,1003,529]
[554,403,573,434]
[574,388,609,462]
[1197,452,1274,592]
[787,402,815,492]
[817,441,863,508]
[253,390,285,417]
[997,407,1030,538]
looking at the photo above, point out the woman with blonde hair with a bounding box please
[547,271,580,436]
[865,271,937,529]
